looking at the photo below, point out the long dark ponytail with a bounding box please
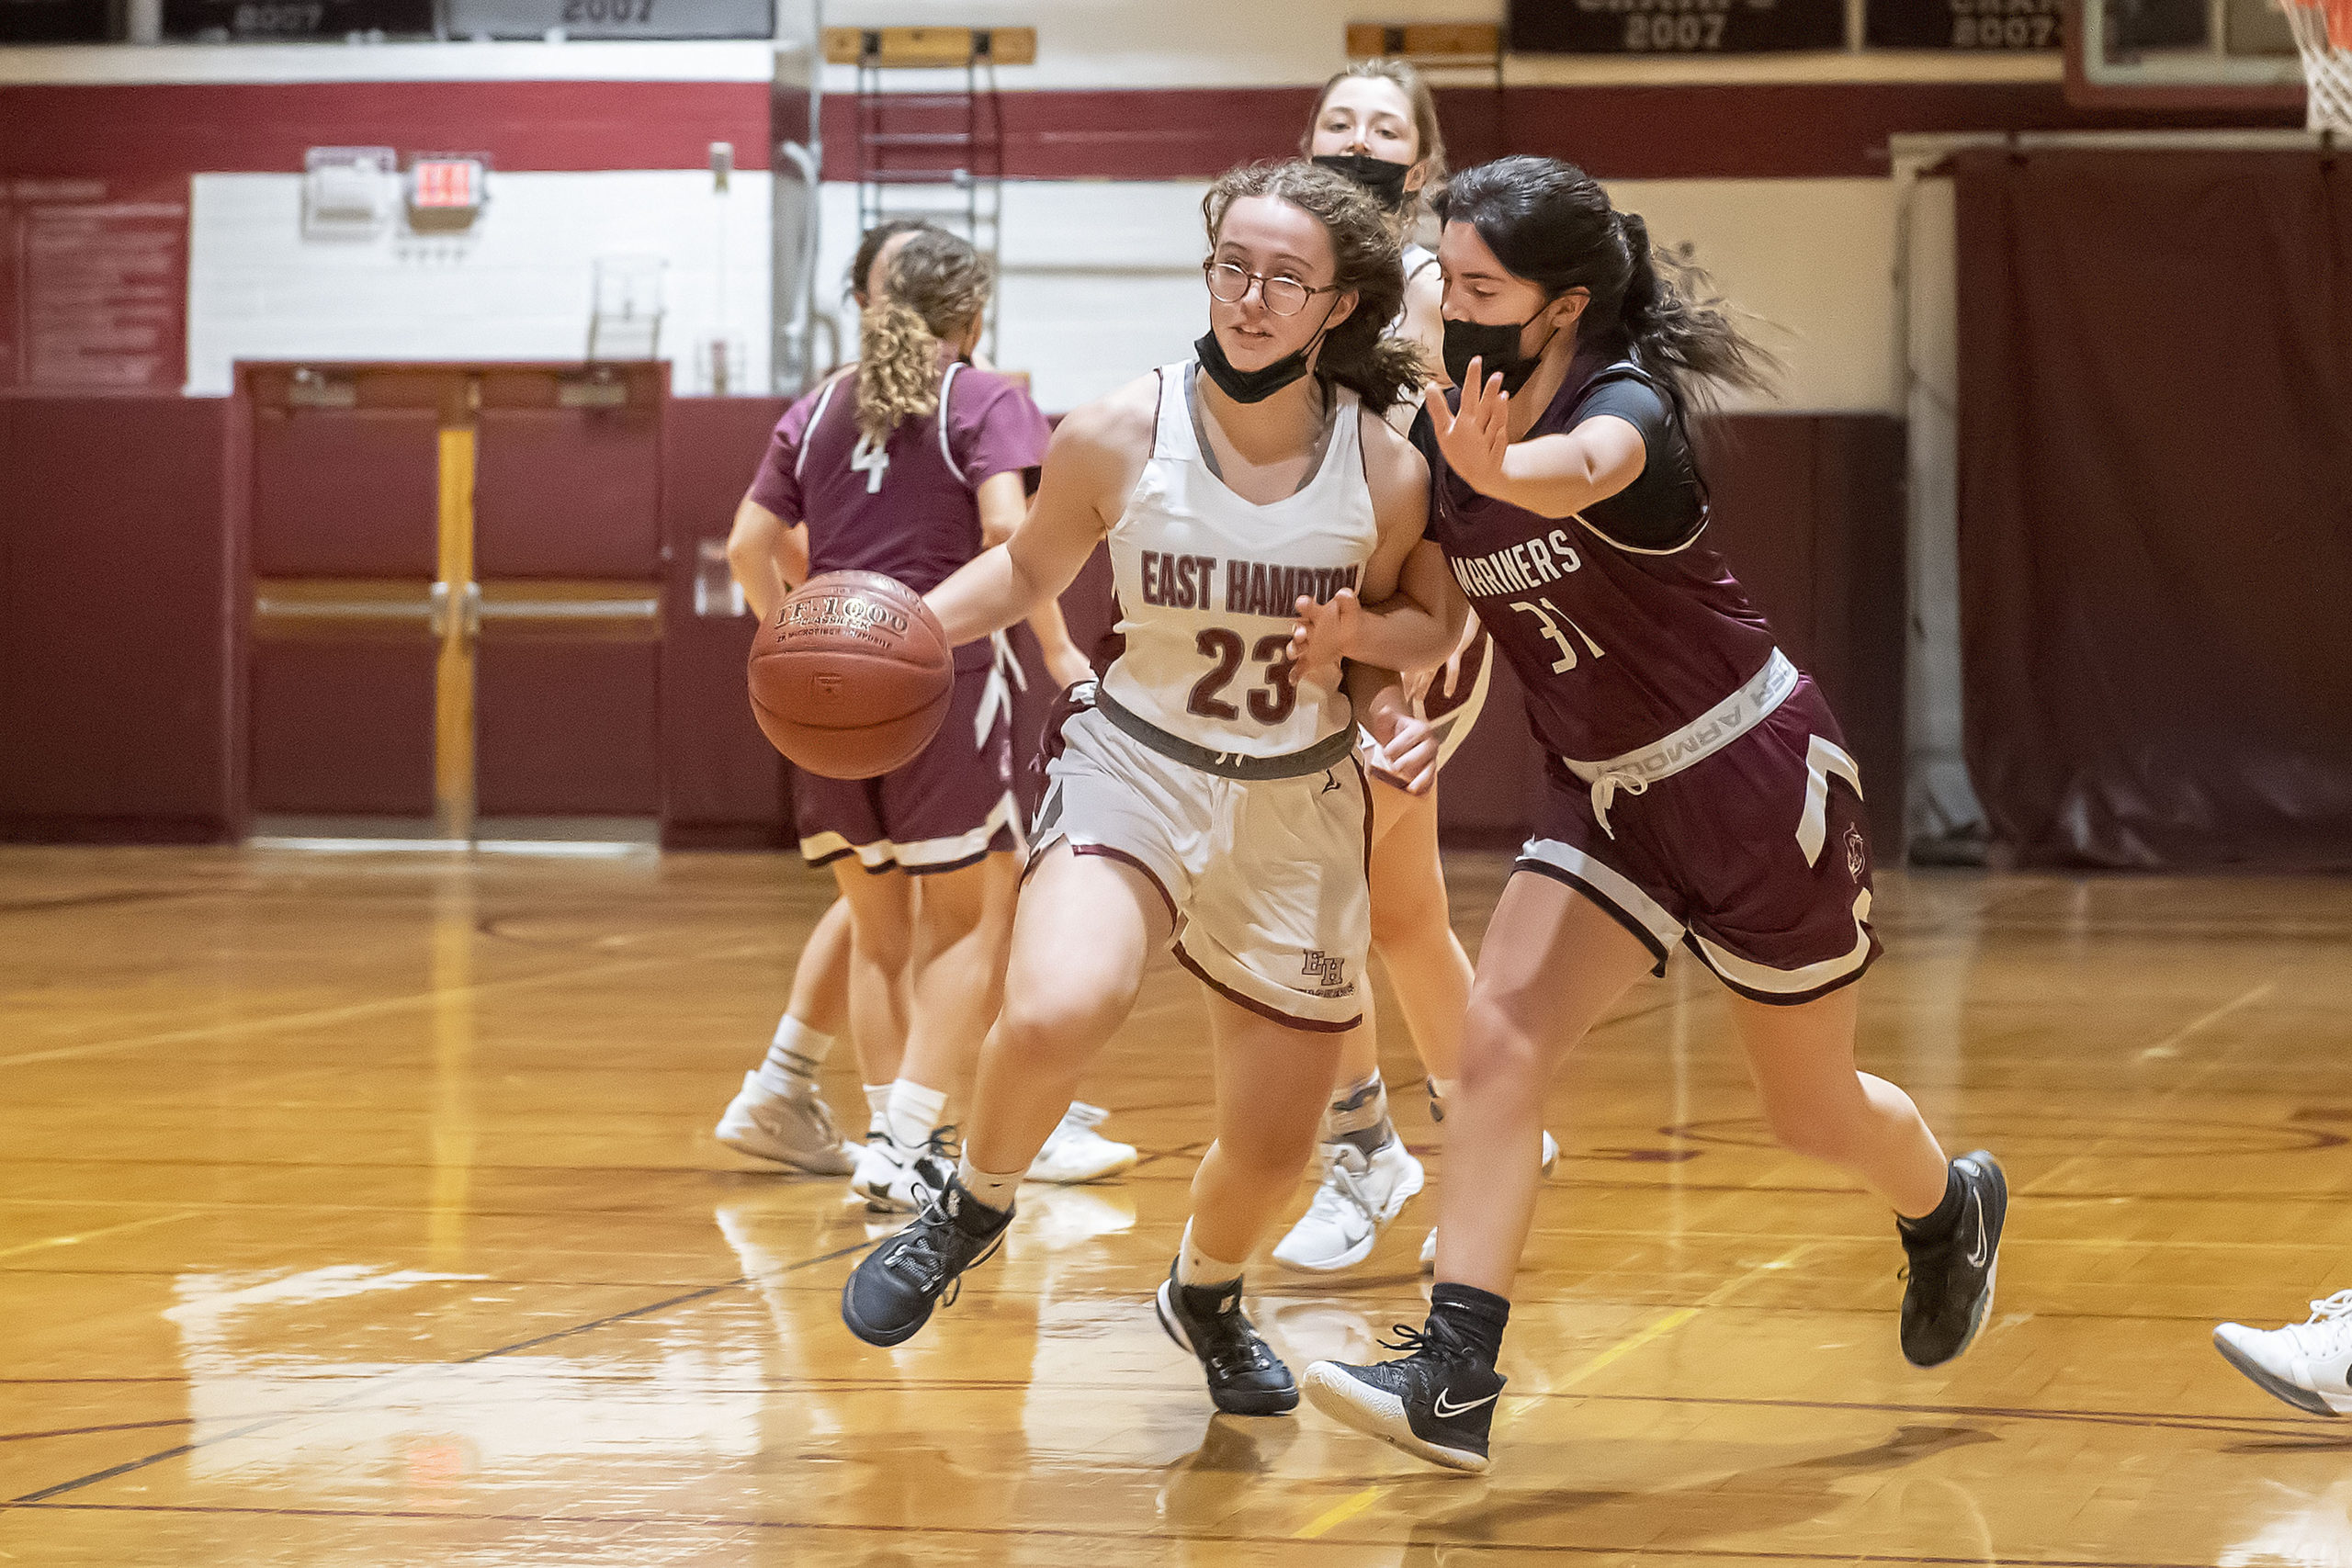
[1200,160,1423,414]
[1437,155,1777,409]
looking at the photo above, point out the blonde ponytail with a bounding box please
[852,229,993,446]
[856,299,943,445]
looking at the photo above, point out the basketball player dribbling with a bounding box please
[1275,58,1561,1276]
[840,162,1453,1416]
[1291,157,2007,1471]
[716,224,1136,1196]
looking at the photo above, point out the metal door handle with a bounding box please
[479,598,660,620]
[428,581,483,637]
[256,597,433,620]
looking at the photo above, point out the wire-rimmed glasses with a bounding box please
[1203,261,1341,317]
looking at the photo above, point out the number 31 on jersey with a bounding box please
[1511,597,1607,673]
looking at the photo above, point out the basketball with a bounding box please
[747,570,955,779]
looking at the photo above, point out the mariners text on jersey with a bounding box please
[1447,526,1587,599]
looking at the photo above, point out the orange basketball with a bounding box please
[748,570,955,779]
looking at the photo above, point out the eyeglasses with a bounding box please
[1203,261,1342,318]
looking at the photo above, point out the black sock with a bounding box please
[1897,1163,1964,1242]
[948,1179,1013,1235]
[1428,1281,1510,1369]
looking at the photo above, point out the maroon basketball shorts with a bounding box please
[1517,678,1883,1005]
[796,660,1018,875]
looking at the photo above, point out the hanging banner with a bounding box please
[1510,0,1848,54]
[161,0,434,39]
[447,0,773,39]
[0,0,112,41]
[1866,0,2064,50]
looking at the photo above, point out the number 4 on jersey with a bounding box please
[1510,597,1606,673]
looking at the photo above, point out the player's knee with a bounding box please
[1212,1121,1318,1182]
[1370,888,1449,952]
[1461,995,1546,1086]
[994,987,1118,1071]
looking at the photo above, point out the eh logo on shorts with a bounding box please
[1302,949,1352,998]
[1845,823,1868,882]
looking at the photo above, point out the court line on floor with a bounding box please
[0,1500,2230,1566]
[0,888,197,917]
[0,1211,198,1263]
[0,940,785,1070]
[2024,976,2283,1198]
[0,1418,195,1445]
[5,1236,878,1506]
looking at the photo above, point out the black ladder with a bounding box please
[836,26,1016,362]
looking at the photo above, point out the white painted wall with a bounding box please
[805,177,1899,414]
[181,168,1900,411]
[185,169,771,395]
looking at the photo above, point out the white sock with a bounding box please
[883,1078,947,1154]
[956,1154,1021,1215]
[754,1015,833,1097]
[1175,1219,1244,1290]
[863,1084,892,1137]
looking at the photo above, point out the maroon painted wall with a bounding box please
[0,397,1907,851]
[0,79,2295,189]
[660,395,792,847]
[0,396,238,841]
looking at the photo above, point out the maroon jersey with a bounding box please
[1421,355,1779,762]
[748,363,1050,671]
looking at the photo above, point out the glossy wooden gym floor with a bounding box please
[3,845,2349,1566]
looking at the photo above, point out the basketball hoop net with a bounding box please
[2281,0,2352,132]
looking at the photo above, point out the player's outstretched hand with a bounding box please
[1287,588,1358,695]
[1432,357,1510,499]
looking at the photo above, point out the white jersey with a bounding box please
[1099,365,1380,760]
[1396,241,1438,333]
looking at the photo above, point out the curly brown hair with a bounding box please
[1200,161,1421,414]
[855,229,991,446]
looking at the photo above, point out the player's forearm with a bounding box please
[927,544,1044,647]
[1023,598,1091,680]
[1484,437,1610,519]
[739,558,789,624]
[1342,659,1406,728]
[1348,595,1464,674]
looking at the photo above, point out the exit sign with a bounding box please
[409,159,484,211]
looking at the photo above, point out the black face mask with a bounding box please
[1442,311,1558,396]
[1312,152,1413,212]
[1193,298,1339,404]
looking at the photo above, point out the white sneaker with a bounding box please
[1273,1139,1424,1272]
[849,1127,955,1213]
[1028,1101,1138,1184]
[714,1072,858,1176]
[2215,1291,2352,1416]
[1418,1131,1558,1273]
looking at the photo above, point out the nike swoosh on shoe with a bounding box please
[1432,1388,1498,1418]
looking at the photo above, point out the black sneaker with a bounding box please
[1899,1150,2007,1368]
[1153,1265,1298,1416]
[1301,1319,1503,1472]
[841,1176,1010,1348]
